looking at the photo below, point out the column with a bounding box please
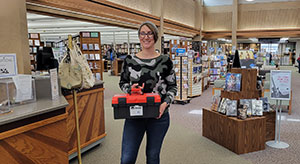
[232,0,238,50]
[151,0,164,53]
[0,0,30,74]
[193,0,203,41]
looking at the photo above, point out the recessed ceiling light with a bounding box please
[246,0,254,2]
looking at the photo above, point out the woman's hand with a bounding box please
[157,102,168,119]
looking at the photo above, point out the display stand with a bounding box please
[266,70,291,149]
[203,68,274,154]
[173,56,190,104]
[266,100,289,148]
[80,32,103,80]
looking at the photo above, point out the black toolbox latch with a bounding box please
[147,97,154,106]
[118,98,127,107]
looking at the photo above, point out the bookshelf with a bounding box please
[80,31,103,80]
[28,33,41,71]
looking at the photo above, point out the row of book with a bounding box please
[215,97,269,118]
[82,43,100,51]
[84,54,101,60]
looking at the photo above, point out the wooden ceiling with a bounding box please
[26,0,199,38]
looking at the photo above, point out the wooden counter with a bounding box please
[62,82,106,159]
[0,96,69,164]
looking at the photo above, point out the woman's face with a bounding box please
[139,25,155,49]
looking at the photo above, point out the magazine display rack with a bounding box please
[80,32,103,80]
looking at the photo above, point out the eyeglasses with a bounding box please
[139,31,153,38]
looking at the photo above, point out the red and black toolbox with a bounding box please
[112,86,161,119]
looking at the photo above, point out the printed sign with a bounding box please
[270,70,291,100]
[0,54,18,77]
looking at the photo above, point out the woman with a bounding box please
[119,21,177,164]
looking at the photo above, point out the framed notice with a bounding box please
[270,70,291,100]
[0,54,18,77]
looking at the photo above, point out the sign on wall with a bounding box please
[0,54,18,77]
[270,70,291,100]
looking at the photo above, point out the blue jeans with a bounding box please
[121,112,170,164]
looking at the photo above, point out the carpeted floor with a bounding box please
[70,66,300,164]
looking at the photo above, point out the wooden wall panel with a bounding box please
[239,8,300,30]
[0,119,68,164]
[203,12,232,31]
[64,88,106,155]
[107,0,152,14]
[164,0,195,27]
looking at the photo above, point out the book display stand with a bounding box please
[28,33,41,71]
[80,32,103,80]
[203,68,275,154]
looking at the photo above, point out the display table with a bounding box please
[0,96,69,163]
[202,108,266,154]
[62,81,106,159]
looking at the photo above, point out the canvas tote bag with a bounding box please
[59,50,83,89]
[71,41,95,89]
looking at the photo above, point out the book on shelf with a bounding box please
[89,54,95,60]
[94,44,100,50]
[34,40,40,46]
[33,47,37,53]
[29,40,33,46]
[240,99,255,116]
[260,97,270,112]
[251,99,263,116]
[84,54,89,60]
[226,99,237,116]
[95,54,100,60]
[82,32,90,37]
[88,44,94,50]
[218,98,227,114]
[82,44,88,50]
[30,33,39,39]
[225,73,242,92]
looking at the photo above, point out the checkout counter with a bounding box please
[0,76,106,163]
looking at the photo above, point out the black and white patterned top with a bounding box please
[119,54,177,112]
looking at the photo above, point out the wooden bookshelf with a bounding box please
[28,33,41,71]
[80,32,103,80]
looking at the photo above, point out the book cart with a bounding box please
[80,32,103,80]
[203,68,275,154]
[28,33,41,71]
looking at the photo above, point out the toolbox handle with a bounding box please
[130,83,144,95]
